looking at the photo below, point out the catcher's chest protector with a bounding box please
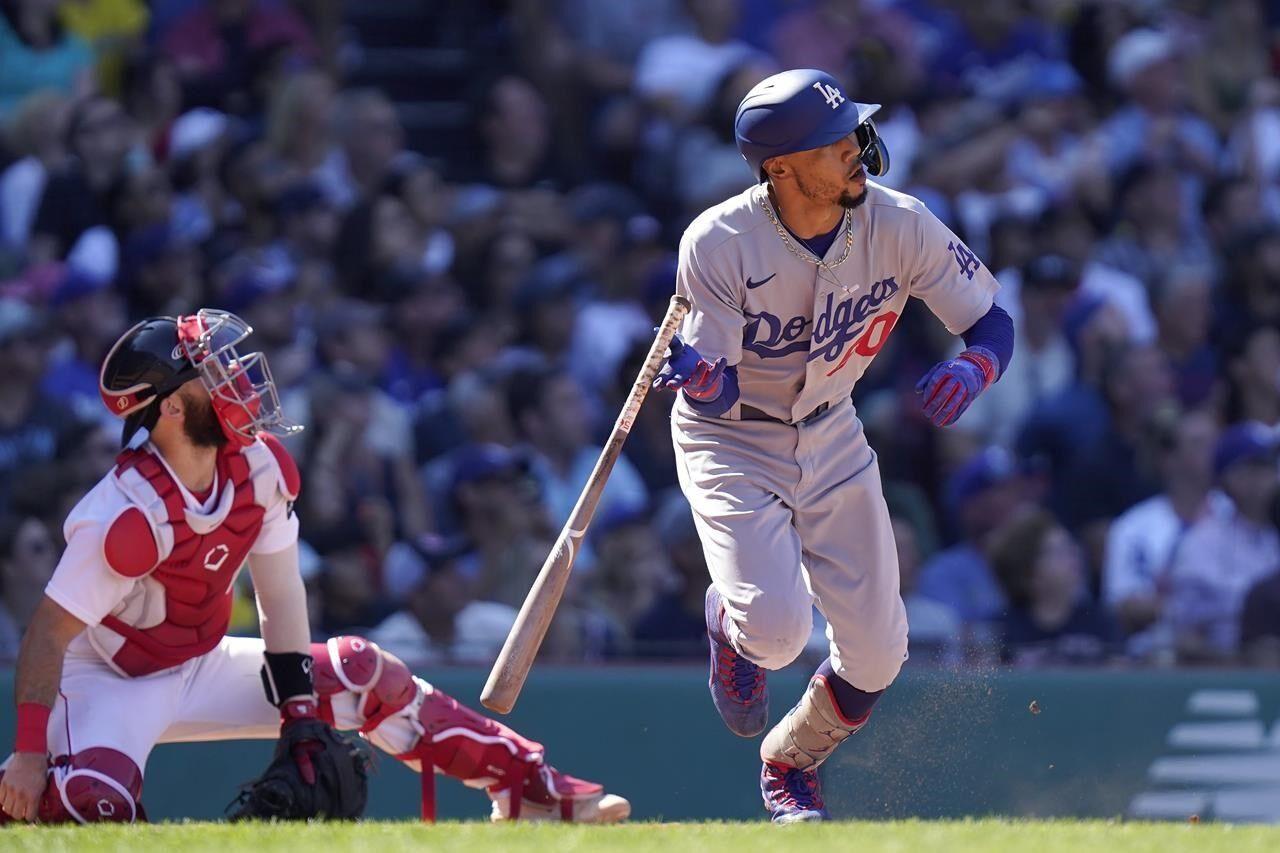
[92,443,278,676]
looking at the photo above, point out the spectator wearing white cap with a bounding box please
[1094,28,1220,180]
[164,106,228,243]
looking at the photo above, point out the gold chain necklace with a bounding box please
[757,186,856,292]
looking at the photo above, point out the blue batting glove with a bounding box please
[654,333,727,401]
[915,346,999,427]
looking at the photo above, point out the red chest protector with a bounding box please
[97,436,297,676]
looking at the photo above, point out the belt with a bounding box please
[739,401,831,425]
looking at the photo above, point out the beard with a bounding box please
[795,169,870,210]
[839,185,869,209]
[181,389,229,448]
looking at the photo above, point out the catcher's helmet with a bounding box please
[99,316,200,445]
[99,309,298,447]
[735,69,889,182]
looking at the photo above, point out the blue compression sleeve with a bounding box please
[960,303,1014,378]
[683,365,740,417]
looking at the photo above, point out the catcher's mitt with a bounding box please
[227,719,370,821]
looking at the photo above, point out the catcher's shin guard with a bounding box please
[405,685,628,823]
[0,748,143,824]
[760,674,871,771]
[310,636,547,821]
[310,636,629,822]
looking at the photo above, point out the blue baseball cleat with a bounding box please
[705,584,768,737]
[760,762,829,823]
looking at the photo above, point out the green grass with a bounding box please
[1,819,1276,853]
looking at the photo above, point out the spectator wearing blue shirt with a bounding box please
[918,447,1027,638]
[37,265,127,425]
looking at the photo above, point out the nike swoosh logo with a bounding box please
[746,274,776,290]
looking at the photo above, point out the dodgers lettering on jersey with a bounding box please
[676,181,999,423]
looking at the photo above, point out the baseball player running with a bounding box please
[0,309,629,825]
[656,69,1014,822]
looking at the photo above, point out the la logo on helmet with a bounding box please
[812,81,845,109]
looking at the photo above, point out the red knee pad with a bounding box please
[57,748,143,823]
[0,749,144,824]
[310,636,417,731]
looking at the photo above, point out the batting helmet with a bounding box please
[735,69,889,182]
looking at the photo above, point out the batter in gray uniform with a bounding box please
[654,69,1014,822]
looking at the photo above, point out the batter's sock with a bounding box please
[815,658,883,721]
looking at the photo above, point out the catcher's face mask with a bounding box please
[176,309,300,447]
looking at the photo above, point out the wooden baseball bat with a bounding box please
[480,294,691,713]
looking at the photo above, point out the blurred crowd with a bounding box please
[1,0,1280,672]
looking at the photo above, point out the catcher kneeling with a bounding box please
[0,310,629,825]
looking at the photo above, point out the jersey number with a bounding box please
[826,311,899,376]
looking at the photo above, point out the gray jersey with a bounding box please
[675,181,999,422]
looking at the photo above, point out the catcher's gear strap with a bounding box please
[261,651,316,708]
[399,683,546,822]
[760,674,870,772]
